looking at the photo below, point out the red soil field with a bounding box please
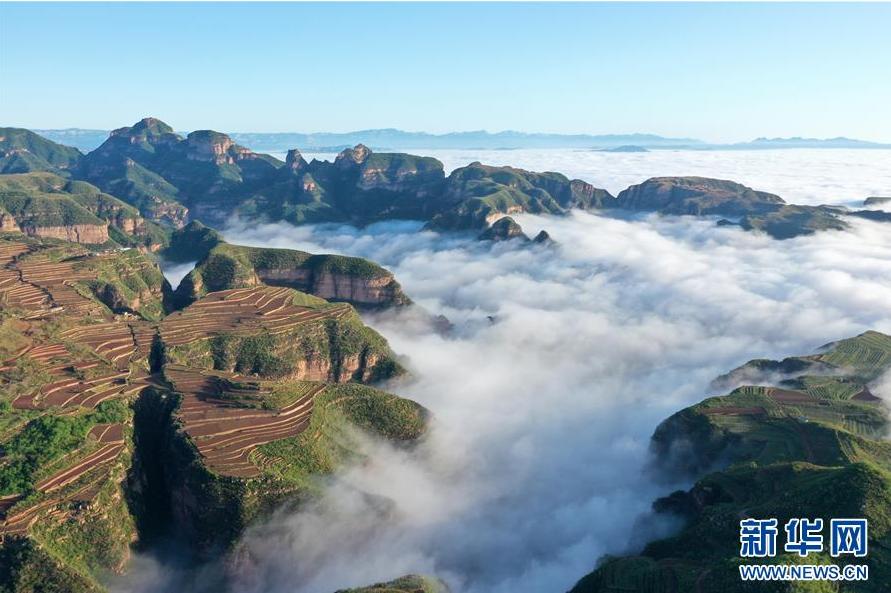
[60,320,156,368]
[768,388,817,404]
[160,286,351,346]
[701,407,766,416]
[852,388,881,402]
[167,365,322,477]
[0,242,31,265]
[0,423,126,536]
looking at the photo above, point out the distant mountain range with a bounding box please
[27,128,891,153]
[4,118,889,246]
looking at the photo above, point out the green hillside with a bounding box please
[0,173,169,249]
[428,162,613,230]
[336,575,450,593]
[170,233,409,309]
[0,128,82,176]
[571,331,891,593]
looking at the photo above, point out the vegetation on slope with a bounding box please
[0,235,425,589]
[335,574,450,593]
[739,205,850,239]
[0,173,169,248]
[8,123,885,240]
[0,401,128,495]
[570,331,891,593]
[428,162,613,230]
[0,128,82,176]
[172,239,409,309]
[74,248,171,320]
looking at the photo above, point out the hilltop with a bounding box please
[164,221,411,310]
[0,128,82,176]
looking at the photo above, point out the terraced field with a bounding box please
[0,236,419,589]
[166,365,322,477]
[60,320,156,367]
[160,286,351,346]
[15,255,103,316]
[0,241,102,318]
[0,422,126,537]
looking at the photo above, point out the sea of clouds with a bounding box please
[143,150,891,593]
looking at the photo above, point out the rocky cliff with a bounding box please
[477,216,530,241]
[22,223,109,243]
[10,123,886,240]
[172,240,411,310]
[0,213,18,233]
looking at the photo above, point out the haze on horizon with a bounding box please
[1,2,890,143]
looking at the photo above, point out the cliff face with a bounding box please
[0,211,19,232]
[22,223,109,243]
[162,286,405,384]
[185,131,236,164]
[256,267,408,307]
[0,173,171,248]
[172,242,411,310]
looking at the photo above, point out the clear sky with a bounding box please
[1,2,889,143]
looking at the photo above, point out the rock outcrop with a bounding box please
[532,229,554,244]
[256,266,408,306]
[22,223,109,243]
[0,210,20,232]
[173,241,411,310]
[10,123,887,240]
[428,162,614,231]
[477,216,530,241]
[738,204,849,238]
[614,176,785,216]
[0,173,169,248]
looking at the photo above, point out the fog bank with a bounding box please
[202,211,891,593]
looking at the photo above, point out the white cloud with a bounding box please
[157,259,197,290]
[206,210,891,593]
[146,150,891,593]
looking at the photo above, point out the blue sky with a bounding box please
[1,2,889,142]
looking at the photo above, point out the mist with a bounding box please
[138,151,891,593]
[192,210,890,593]
[157,259,197,290]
